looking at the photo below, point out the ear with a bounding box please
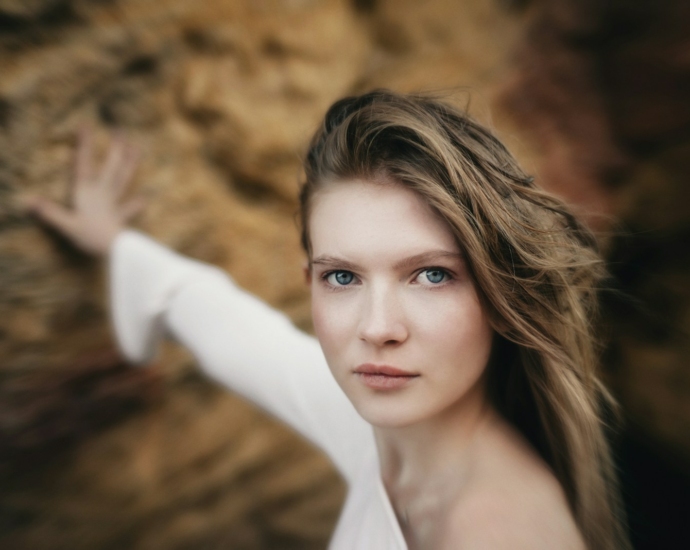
[303,262,312,285]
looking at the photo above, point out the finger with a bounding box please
[112,144,141,199]
[120,196,147,222]
[28,198,79,236]
[74,125,94,188]
[98,131,127,190]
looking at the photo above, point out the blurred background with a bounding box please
[0,0,688,548]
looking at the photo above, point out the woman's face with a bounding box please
[309,179,494,428]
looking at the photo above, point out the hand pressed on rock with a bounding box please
[26,128,144,256]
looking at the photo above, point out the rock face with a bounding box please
[0,0,688,548]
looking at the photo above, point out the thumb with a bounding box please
[26,197,78,237]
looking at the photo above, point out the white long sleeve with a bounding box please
[108,230,373,482]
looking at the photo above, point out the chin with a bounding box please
[351,397,428,429]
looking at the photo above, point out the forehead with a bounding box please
[309,179,459,261]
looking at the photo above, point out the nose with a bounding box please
[357,283,408,347]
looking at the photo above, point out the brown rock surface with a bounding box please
[1,0,689,548]
[0,1,367,547]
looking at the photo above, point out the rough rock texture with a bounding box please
[0,0,688,548]
[0,1,367,547]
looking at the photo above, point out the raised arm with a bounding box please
[27,130,372,482]
[110,229,371,480]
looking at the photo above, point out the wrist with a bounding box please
[80,223,125,257]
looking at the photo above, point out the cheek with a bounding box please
[416,292,493,376]
[311,299,332,348]
[311,293,351,360]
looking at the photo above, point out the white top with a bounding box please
[109,230,408,550]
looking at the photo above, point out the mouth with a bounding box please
[353,363,420,391]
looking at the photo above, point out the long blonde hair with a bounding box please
[299,90,629,550]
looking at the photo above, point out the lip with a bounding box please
[353,363,420,391]
[354,364,417,376]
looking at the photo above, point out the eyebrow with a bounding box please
[311,250,463,271]
[310,256,359,270]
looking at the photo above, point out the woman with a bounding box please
[27,90,630,549]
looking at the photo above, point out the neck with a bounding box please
[373,380,498,535]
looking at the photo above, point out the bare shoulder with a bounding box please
[441,484,586,550]
[439,421,586,550]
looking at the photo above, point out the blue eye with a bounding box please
[327,270,355,286]
[420,268,448,284]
